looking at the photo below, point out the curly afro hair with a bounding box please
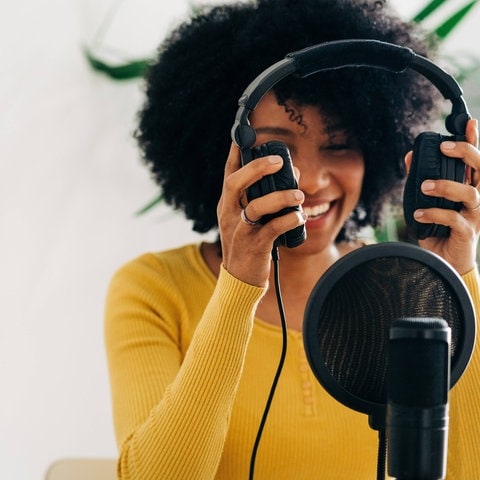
[136,0,440,239]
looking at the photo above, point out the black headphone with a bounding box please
[231,39,471,243]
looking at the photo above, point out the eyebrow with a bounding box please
[254,126,294,137]
[255,124,348,136]
[324,123,348,135]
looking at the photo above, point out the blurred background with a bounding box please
[1,0,478,478]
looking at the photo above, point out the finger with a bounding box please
[224,142,242,179]
[240,207,261,226]
[464,186,480,212]
[420,179,480,211]
[404,150,413,174]
[413,207,469,233]
[240,208,307,239]
[466,119,479,186]
[260,210,307,238]
[223,155,284,206]
[240,155,283,188]
[466,118,479,149]
[244,189,304,222]
[440,137,480,172]
[218,143,240,213]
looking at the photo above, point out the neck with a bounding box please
[200,239,362,331]
[258,243,345,331]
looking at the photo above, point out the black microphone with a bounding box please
[387,317,451,480]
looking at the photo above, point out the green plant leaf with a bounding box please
[84,48,151,80]
[413,0,449,23]
[434,1,478,39]
[135,194,164,216]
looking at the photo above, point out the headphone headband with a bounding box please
[289,39,414,76]
[232,39,470,150]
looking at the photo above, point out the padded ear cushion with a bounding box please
[403,132,465,239]
[247,142,278,200]
[248,141,306,248]
[248,141,299,201]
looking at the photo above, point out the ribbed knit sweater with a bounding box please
[105,243,480,479]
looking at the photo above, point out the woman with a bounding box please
[105,0,480,478]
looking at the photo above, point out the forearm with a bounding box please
[112,266,265,480]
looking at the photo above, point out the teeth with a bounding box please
[303,203,331,218]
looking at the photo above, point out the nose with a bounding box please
[296,157,331,195]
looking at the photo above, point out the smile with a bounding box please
[303,202,333,220]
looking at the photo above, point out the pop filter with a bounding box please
[303,242,475,430]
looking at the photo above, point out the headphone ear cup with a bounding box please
[445,112,470,136]
[249,141,306,248]
[403,132,465,239]
[249,141,298,200]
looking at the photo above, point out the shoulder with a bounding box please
[110,243,210,285]
[105,244,217,338]
[106,243,216,311]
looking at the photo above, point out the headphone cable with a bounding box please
[248,246,288,480]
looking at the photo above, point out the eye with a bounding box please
[325,130,360,153]
[324,137,361,156]
[326,143,349,151]
[324,143,355,155]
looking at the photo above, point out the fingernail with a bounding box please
[293,190,304,201]
[442,141,456,150]
[269,155,282,164]
[422,180,435,191]
[414,210,424,219]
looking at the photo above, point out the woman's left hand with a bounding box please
[406,118,480,275]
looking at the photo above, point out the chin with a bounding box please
[284,229,338,256]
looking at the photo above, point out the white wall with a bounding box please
[0,1,478,479]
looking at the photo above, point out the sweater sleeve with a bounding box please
[447,266,480,479]
[105,260,266,480]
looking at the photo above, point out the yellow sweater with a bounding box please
[105,243,480,479]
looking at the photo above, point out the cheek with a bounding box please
[338,159,365,198]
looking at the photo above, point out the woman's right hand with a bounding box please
[217,143,306,287]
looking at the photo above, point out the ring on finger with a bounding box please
[240,208,261,226]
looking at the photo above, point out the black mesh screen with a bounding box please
[316,257,461,403]
[304,243,475,419]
